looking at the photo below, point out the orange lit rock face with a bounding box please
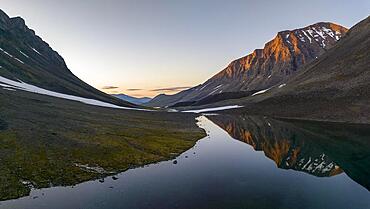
[212,22,348,85]
[147,22,348,107]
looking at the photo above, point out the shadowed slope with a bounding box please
[0,9,136,108]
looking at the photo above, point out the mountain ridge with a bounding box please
[146,22,348,107]
[203,16,370,124]
[112,93,152,105]
[0,9,137,108]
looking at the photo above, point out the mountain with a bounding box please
[146,22,348,107]
[112,94,151,105]
[216,15,370,123]
[0,9,136,108]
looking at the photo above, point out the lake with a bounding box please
[1,114,369,209]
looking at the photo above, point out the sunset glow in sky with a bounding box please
[2,0,369,97]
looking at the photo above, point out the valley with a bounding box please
[0,4,369,209]
[0,87,205,200]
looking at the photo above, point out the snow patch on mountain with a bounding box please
[0,47,12,57]
[0,48,25,64]
[31,47,42,55]
[2,87,16,91]
[183,105,243,113]
[199,83,209,91]
[13,57,24,64]
[214,84,223,90]
[19,50,29,58]
[252,87,272,96]
[0,76,150,111]
[302,30,312,43]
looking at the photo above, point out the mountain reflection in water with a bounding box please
[207,114,370,191]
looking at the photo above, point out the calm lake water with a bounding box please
[1,114,369,209]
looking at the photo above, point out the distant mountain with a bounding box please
[146,22,348,107]
[0,9,136,108]
[112,94,151,105]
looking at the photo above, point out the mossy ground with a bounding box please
[0,89,205,200]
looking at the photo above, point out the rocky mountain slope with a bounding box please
[0,9,136,108]
[146,22,348,107]
[219,15,370,123]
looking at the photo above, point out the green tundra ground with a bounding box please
[0,89,205,200]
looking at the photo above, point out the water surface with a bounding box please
[1,115,369,209]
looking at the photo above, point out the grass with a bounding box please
[0,89,206,200]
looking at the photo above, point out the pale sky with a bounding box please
[1,0,369,97]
